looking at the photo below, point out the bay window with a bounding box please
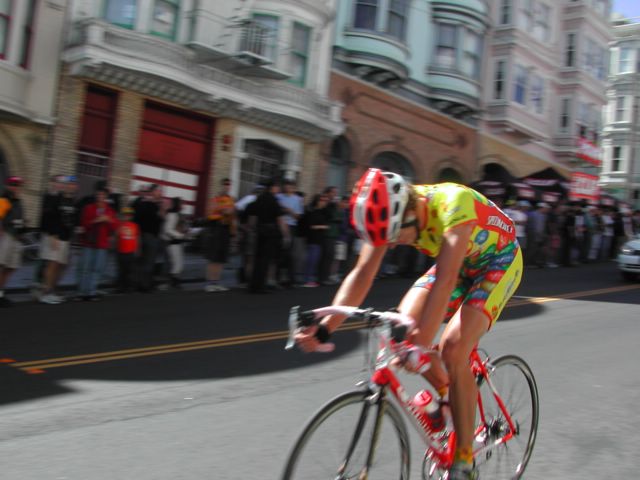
[151,0,179,39]
[19,0,35,68]
[354,0,378,30]
[435,24,457,69]
[513,64,528,105]
[0,0,11,59]
[387,0,407,41]
[104,0,136,29]
[290,22,310,87]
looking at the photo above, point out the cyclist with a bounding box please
[295,168,523,480]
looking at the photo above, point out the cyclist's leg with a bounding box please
[397,266,468,390]
[439,306,488,463]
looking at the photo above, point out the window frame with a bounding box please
[103,0,137,30]
[19,0,36,68]
[559,97,572,133]
[289,21,311,88]
[618,47,633,74]
[386,0,407,41]
[533,2,550,42]
[529,72,545,114]
[0,0,13,60]
[512,64,528,105]
[434,22,458,70]
[611,145,624,172]
[462,28,482,79]
[499,0,511,25]
[150,0,180,40]
[493,59,507,100]
[251,13,279,62]
[565,32,576,67]
[353,0,379,31]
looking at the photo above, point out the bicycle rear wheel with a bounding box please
[281,389,410,480]
[475,354,539,480]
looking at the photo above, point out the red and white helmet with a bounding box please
[350,168,410,246]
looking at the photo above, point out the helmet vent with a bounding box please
[367,208,374,224]
[380,207,388,221]
[392,182,401,194]
[379,228,386,241]
[372,189,379,204]
[393,202,399,215]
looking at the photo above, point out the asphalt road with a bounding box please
[0,261,638,479]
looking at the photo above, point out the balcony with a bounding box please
[63,19,343,141]
[484,102,547,143]
[187,17,290,81]
[0,63,30,120]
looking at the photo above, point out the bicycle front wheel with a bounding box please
[475,354,539,480]
[281,389,410,480]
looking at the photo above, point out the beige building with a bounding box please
[0,0,67,221]
[480,0,611,191]
[50,0,342,216]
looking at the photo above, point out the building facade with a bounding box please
[51,0,343,216]
[601,16,640,208]
[480,0,611,196]
[0,0,67,220]
[324,0,489,193]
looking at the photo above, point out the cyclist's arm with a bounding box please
[321,242,387,333]
[411,223,475,347]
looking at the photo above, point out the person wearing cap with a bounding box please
[38,175,79,304]
[0,177,26,307]
[115,206,140,293]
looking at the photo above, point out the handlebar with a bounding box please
[285,305,417,353]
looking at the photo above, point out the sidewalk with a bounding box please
[5,248,241,295]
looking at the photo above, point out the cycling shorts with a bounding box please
[412,243,523,328]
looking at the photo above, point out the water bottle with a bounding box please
[412,390,444,432]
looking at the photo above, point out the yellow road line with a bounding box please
[10,284,639,371]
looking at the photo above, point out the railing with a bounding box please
[66,19,341,123]
[237,21,271,58]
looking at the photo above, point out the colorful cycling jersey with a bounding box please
[413,183,516,262]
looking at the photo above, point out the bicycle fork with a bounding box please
[335,388,385,480]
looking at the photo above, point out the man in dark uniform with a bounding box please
[245,180,290,293]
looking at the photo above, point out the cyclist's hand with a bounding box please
[393,343,432,374]
[294,325,321,353]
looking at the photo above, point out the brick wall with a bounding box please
[326,71,478,185]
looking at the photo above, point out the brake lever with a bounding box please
[285,306,299,350]
[285,306,336,353]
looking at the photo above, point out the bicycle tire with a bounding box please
[281,389,411,480]
[475,354,539,480]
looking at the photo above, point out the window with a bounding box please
[290,22,310,87]
[560,98,571,132]
[494,60,506,99]
[18,0,35,68]
[519,0,533,32]
[584,38,606,80]
[104,0,136,29]
[619,47,633,73]
[565,33,576,67]
[251,14,278,61]
[387,0,407,41]
[462,30,481,78]
[614,96,628,122]
[354,0,378,30]
[593,0,609,16]
[0,0,11,59]
[435,24,457,69]
[612,146,622,171]
[529,73,544,113]
[499,0,511,25]
[533,3,550,42]
[513,64,528,105]
[151,0,178,39]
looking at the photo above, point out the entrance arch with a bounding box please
[437,167,463,183]
[371,151,415,182]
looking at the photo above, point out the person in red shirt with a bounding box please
[77,188,116,301]
[115,206,140,293]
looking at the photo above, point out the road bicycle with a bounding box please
[282,305,539,480]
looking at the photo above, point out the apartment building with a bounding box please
[324,0,490,193]
[0,0,67,220]
[51,0,342,215]
[601,16,640,208]
[480,0,611,200]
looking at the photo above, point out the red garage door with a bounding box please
[133,103,214,216]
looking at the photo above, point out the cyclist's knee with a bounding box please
[440,340,470,375]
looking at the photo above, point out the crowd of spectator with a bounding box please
[1,174,639,308]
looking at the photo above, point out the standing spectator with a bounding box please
[527,202,549,268]
[633,209,640,235]
[163,197,187,289]
[319,186,341,285]
[246,180,289,294]
[574,204,588,264]
[504,200,529,251]
[134,184,164,292]
[77,188,116,301]
[235,184,265,285]
[587,206,604,262]
[0,177,26,307]
[621,208,635,241]
[276,179,304,287]
[545,203,561,268]
[33,174,65,295]
[559,203,577,267]
[600,207,614,260]
[611,208,626,259]
[115,207,140,293]
[300,194,330,287]
[204,178,236,292]
[39,175,79,304]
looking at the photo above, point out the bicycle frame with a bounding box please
[366,335,520,471]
